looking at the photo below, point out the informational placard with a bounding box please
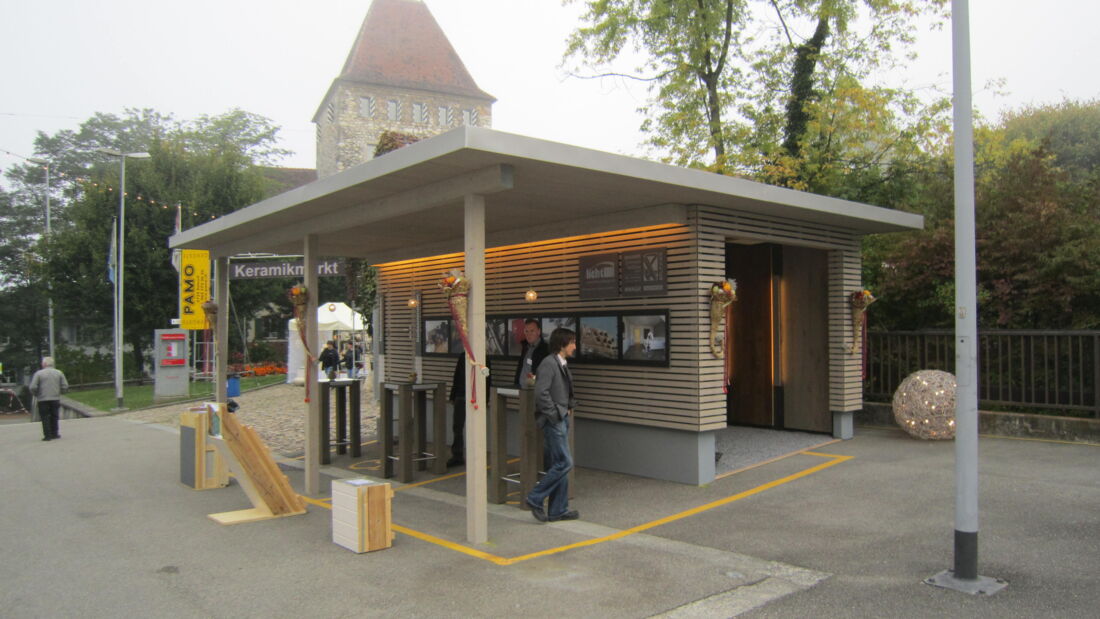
[154,328,190,399]
[621,248,667,297]
[180,249,211,330]
[578,253,619,299]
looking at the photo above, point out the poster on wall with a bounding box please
[508,318,528,356]
[542,316,577,339]
[621,314,668,362]
[449,322,465,354]
[424,319,450,354]
[621,248,668,297]
[578,253,619,299]
[486,318,508,356]
[578,316,619,361]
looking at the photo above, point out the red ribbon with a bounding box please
[860,312,869,381]
[723,303,734,394]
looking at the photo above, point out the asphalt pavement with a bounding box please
[1,414,1097,618]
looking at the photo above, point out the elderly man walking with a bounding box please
[29,356,68,441]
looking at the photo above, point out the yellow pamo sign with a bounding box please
[179,250,211,330]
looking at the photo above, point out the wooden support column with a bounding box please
[215,257,229,405]
[465,193,488,544]
[304,234,321,496]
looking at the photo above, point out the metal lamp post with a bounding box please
[97,148,151,411]
[27,158,55,359]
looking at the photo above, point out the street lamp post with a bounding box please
[27,158,55,359]
[97,148,151,411]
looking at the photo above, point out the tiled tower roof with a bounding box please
[338,0,494,101]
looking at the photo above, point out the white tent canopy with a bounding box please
[286,302,367,384]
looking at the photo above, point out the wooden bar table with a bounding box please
[380,382,447,482]
[319,378,360,465]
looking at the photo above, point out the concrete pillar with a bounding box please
[465,194,488,544]
[304,234,321,496]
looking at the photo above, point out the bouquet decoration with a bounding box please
[439,270,488,409]
[287,283,315,401]
[849,289,877,354]
[709,279,737,393]
[709,280,737,358]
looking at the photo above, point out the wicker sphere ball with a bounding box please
[892,370,957,440]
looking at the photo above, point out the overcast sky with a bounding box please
[2,0,1098,176]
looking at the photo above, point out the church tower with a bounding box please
[313,0,495,177]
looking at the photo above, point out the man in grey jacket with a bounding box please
[524,328,579,523]
[29,356,68,441]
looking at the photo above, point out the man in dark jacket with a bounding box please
[513,319,549,388]
[318,340,340,380]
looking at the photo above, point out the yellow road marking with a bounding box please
[715,438,840,479]
[299,450,851,566]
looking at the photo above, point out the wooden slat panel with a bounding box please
[376,223,712,431]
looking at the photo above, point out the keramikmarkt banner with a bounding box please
[229,259,344,279]
[179,250,211,330]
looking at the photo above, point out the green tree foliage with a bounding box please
[1,108,291,378]
[865,105,1100,330]
[564,0,949,200]
[1000,98,1100,186]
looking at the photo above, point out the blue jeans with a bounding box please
[527,415,572,518]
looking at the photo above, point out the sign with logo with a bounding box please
[621,248,668,297]
[230,259,344,279]
[179,250,211,330]
[578,253,619,299]
[577,248,667,299]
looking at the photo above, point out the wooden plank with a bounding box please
[781,245,831,432]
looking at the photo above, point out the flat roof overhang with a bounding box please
[169,126,923,262]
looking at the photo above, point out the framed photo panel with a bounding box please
[541,316,577,339]
[578,315,619,361]
[486,318,508,357]
[508,318,528,356]
[424,319,450,355]
[621,313,668,363]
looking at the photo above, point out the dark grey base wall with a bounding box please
[436,399,717,485]
[574,417,716,485]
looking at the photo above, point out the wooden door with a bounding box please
[780,246,831,432]
[725,243,774,427]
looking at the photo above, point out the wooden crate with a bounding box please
[332,479,394,553]
[179,410,228,490]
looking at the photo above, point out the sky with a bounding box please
[1,0,1098,176]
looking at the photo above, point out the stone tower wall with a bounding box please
[317,83,493,178]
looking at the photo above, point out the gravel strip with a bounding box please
[115,381,380,458]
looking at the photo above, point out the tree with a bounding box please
[564,0,747,169]
[1,108,291,378]
[864,118,1100,330]
[564,0,949,200]
[1000,98,1100,187]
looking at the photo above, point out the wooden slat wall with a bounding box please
[828,248,864,412]
[690,206,864,422]
[375,223,722,432]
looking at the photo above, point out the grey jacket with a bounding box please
[533,354,575,424]
[30,368,68,401]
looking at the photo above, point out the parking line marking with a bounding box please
[299,450,852,566]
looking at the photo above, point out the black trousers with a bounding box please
[38,400,60,439]
[451,398,466,458]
